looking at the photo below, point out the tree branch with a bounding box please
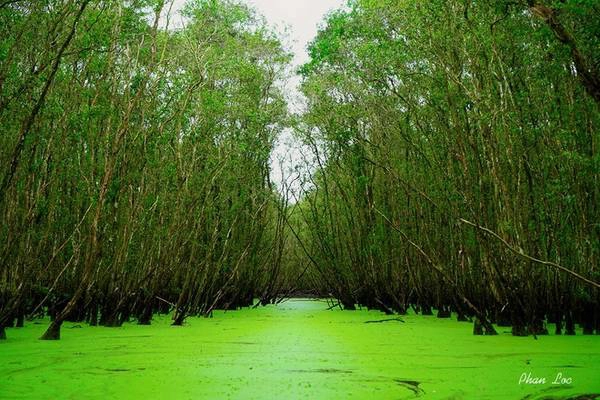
[459,218,600,290]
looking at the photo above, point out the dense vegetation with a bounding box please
[0,0,599,342]
[294,0,600,336]
[0,0,291,340]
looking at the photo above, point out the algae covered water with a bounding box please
[1,299,599,399]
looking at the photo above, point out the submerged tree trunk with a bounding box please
[565,312,576,336]
[40,320,62,340]
[138,302,153,325]
[15,311,24,328]
[40,285,85,340]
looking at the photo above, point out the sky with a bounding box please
[243,0,347,195]
[247,0,345,66]
[170,0,347,195]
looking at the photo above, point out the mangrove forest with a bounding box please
[0,0,599,398]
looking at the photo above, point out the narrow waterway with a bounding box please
[1,299,599,399]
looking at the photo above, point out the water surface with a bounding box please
[1,299,599,399]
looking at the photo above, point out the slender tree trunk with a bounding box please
[0,1,89,205]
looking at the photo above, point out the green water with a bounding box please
[1,299,599,399]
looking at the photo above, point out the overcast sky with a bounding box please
[243,1,347,195]
[246,0,345,65]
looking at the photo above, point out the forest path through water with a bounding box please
[1,299,600,399]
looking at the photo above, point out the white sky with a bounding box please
[244,1,347,196]
[248,0,345,65]
[170,0,347,196]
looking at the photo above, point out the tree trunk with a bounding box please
[421,304,433,315]
[0,1,90,205]
[340,297,356,311]
[582,303,595,335]
[15,311,24,328]
[40,286,84,340]
[172,312,186,326]
[138,302,153,325]
[437,305,451,318]
[511,310,528,336]
[88,300,98,326]
[555,313,563,335]
[565,311,576,335]
[40,320,62,340]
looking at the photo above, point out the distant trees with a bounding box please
[0,0,291,340]
[296,0,599,335]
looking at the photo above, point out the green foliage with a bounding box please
[296,0,600,323]
[0,0,292,331]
